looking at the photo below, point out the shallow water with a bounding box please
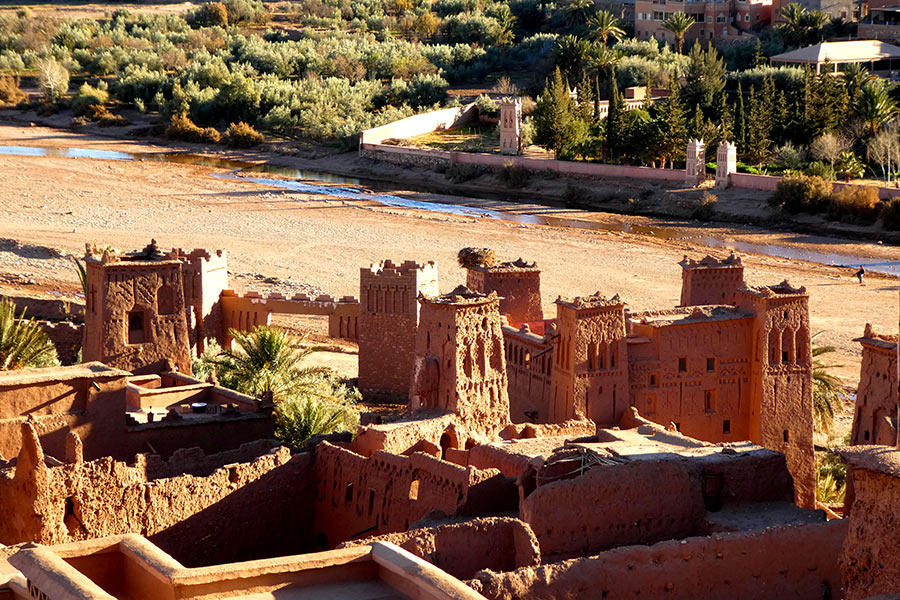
[2,144,898,276]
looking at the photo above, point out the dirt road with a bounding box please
[0,124,895,390]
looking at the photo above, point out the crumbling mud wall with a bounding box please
[0,424,314,567]
[520,447,796,560]
[471,520,847,600]
[840,465,900,600]
[341,517,541,580]
[313,442,515,550]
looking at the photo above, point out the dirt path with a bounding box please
[0,124,895,390]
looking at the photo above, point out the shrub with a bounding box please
[827,186,882,223]
[693,191,718,221]
[187,2,229,28]
[496,162,530,188]
[769,174,832,214]
[882,199,900,231]
[166,113,222,144]
[457,247,497,268]
[223,121,264,147]
[805,160,834,180]
[475,93,499,118]
[445,163,487,183]
[71,83,109,117]
[37,58,69,102]
[0,75,26,104]
[274,391,360,448]
[562,183,591,208]
[98,113,129,127]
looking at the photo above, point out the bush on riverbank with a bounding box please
[769,175,886,225]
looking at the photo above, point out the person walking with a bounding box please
[855,265,866,285]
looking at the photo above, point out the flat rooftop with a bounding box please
[628,305,751,327]
[0,362,129,387]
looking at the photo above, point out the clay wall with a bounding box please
[549,297,627,427]
[626,314,754,443]
[313,442,509,549]
[739,285,816,508]
[82,259,191,375]
[177,248,228,353]
[123,413,274,460]
[0,425,314,567]
[410,294,510,438]
[840,463,900,600]
[466,266,543,326]
[341,517,540,580]
[851,328,898,446]
[502,327,553,423]
[358,261,438,398]
[471,520,848,600]
[678,255,745,307]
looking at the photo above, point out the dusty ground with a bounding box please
[0,124,895,403]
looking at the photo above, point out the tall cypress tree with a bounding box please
[745,85,773,168]
[653,84,687,167]
[733,81,746,148]
[534,67,579,158]
[605,74,625,160]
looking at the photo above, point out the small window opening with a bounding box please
[127,311,145,345]
[723,419,731,434]
[783,430,789,443]
[678,357,687,373]
[707,357,715,371]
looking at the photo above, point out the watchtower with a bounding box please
[174,247,228,353]
[716,142,737,188]
[409,287,509,435]
[82,240,191,375]
[358,260,438,398]
[465,258,542,326]
[548,292,628,427]
[499,98,523,156]
[685,139,706,187]
[679,253,745,307]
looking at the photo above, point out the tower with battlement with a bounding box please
[738,281,814,507]
[409,287,509,437]
[82,241,192,375]
[358,260,439,398]
[679,253,745,307]
[174,248,228,353]
[548,293,628,426]
[499,98,522,156]
[465,258,542,326]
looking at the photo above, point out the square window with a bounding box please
[707,357,715,372]
[678,357,687,372]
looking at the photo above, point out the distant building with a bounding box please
[634,0,772,44]
[772,0,860,21]
[770,40,900,75]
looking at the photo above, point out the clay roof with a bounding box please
[0,362,130,386]
[678,252,743,270]
[555,292,623,310]
[740,280,807,298]
[469,258,539,273]
[854,322,898,350]
[629,305,751,326]
[424,286,499,305]
[836,446,900,477]
[771,40,900,64]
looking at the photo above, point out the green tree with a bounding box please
[586,43,621,118]
[733,82,747,148]
[273,381,360,447]
[661,12,695,54]
[560,0,595,28]
[534,67,586,159]
[855,80,899,137]
[811,332,842,435]
[778,3,828,47]
[745,80,774,168]
[649,84,687,167]
[751,37,766,68]
[842,63,872,102]
[0,300,59,370]
[587,10,625,46]
[552,35,592,84]
[605,74,626,159]
[682,45,726,119]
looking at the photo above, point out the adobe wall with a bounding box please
[466,264,543,326]
[626,312,754,444]
[519,446,796,560]
[502,327,553,423]
[839,461,900,600]
[123,413,275,461]
[851,326,898,446]
[359,104,477,145]
[313,442,514,550]
[177,248,228,352]
[340,517,540,580]
[0,425,315,567]
[358,260,437,397]
[678,254,745,307]
[549,295,628,427]
[410,292,510,438]
[470,520,848,600]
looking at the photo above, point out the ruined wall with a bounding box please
[341,517,540,580]
[841,466,900,600]
[626,313,754,444]
[502,327,553,424]
[0,425,314,567]
[679,255,745,307]
[851,327,898,446]
[358,260,438,398]
[410,292,510,438]
[313,442,512,550]
[519,447,796,560]
[82,258,191,375]
[466,265,542,326]
[549,295,627,427]
[471,520,847,600]
[178,248,228,353]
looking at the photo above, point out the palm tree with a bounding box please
[855,80,899,137]
[842,62,873,101]
[274,393,360,448]
[587,10,624,46]
[661,12,695,54]
[811,332,842,435]
[778,3,827,46]
[560,0,596,28]
[552,34,592,83]
[211,326,330,400]
[0,300,59,370]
